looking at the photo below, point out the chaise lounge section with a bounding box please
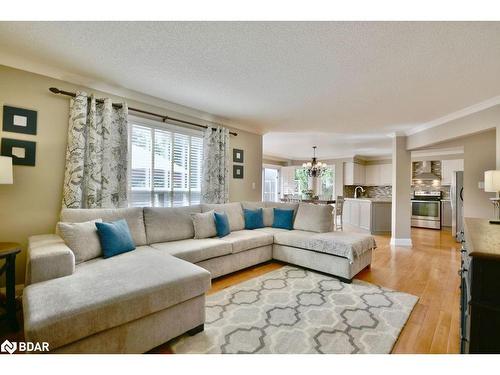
[23,201,376,353]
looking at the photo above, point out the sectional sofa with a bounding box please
[23,201,376,353]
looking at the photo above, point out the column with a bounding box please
[391,135,412,246]
[496,125,500,169]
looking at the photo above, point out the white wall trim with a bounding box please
[390,238,413,247]
[406,95,500,136]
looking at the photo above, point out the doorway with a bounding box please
[263,167,280,202]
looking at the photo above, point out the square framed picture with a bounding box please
[1,138,37,166]
[233,164,244,179]
[233,148,244,163]
[2,105,38,135]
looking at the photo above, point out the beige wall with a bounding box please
[0,65,262,284]
[391,136,412,244]
[229,129,262,202]
[407,105,500,150]
[421,130,496,219]
[407,106,500,219]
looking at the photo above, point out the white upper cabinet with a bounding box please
[441,159,464,185]
[365,165,378,186]
[380,164,392,185]
[363,163,392,186]
[344,162,365,185]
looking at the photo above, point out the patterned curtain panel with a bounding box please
[62,91,129,209]
[201,126,230,203]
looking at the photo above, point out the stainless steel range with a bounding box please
[411,191,442,230]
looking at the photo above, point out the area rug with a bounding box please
[171,266,418,354]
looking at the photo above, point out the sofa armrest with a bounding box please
[26,234,75,285]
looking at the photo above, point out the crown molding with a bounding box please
[406,95,500,136]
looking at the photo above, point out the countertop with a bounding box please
[344,197,392,203]
[464,218,500,260]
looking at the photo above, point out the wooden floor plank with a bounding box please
[1,227,460,354]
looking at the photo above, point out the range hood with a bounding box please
[413,161,440,181]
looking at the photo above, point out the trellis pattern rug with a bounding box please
[171,266,418,354]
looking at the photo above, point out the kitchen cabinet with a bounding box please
[343,198,391,234]
[460,218,500,353]
[441,200,452,227]
[380,164,392,185]
[359,201,371,230]
[441,159,464,185]
[343,162,365,185]
[364,165,378,186]
[364,163,392,186]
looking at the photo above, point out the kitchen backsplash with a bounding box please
[343,185,392,199]
[344,158,451,200]
[411,184,450,199]
[412,160,442,179]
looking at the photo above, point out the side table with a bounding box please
[0,242,21,331]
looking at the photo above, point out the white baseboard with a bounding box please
[390,238,413,247]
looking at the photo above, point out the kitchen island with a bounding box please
[343,198,392,234]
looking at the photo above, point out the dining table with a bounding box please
[280,198,336,204]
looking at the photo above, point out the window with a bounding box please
[129,118,203,207]
[263,167,280,202]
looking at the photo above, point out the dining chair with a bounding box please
[334,196,344,231]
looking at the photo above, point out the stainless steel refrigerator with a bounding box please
[450,171,464,242]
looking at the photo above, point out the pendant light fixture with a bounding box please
[302,146,327,177]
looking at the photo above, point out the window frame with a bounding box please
[127,114,204,207]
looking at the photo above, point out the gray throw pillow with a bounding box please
[293,203,333,233]
[191,211,217,239]
[57,219,103,264]
[262,207,274,227]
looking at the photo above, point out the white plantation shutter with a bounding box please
[129,119,203,207]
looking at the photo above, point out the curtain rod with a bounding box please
[49,87,237,136]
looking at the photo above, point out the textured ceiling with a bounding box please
[1,21,500,159]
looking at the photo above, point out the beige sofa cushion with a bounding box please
[60,207,147,246]
[57,219,102,264]
[293,203,333,233]
[201,202,244,231]
[144,205,201,244]
[254,227,290,235]
[273,230,376,263]
[23,246,210,351]
[191,211,217,239]
[150,238,232,263]
[26,234,75,285]
[218,229,274,253]
[264,201,299,216]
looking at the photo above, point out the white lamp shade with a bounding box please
[0,156,13,184]
[484,170,500,192]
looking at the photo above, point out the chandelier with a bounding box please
[302,146,327,177]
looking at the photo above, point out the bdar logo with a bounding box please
[1,340,17,354]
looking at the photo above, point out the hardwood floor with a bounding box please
[181,226,461,354]
[1,227,461,354]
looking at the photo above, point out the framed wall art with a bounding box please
[233,165,244,179]
[2,105,38,135]
[233,148,244,163]
[1,138,37,166]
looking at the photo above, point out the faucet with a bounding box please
[354,186,365,199]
